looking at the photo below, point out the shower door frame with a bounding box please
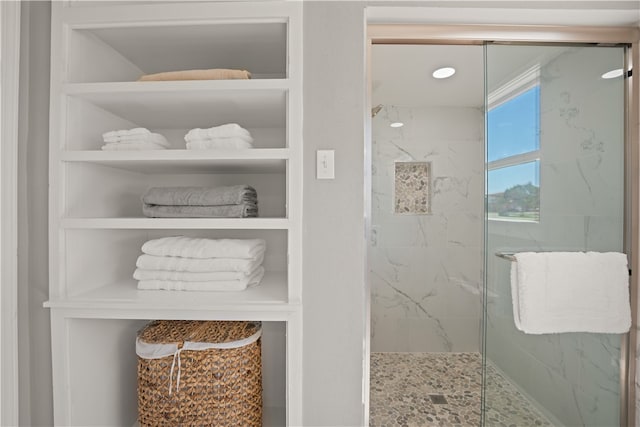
[365,24,640,426]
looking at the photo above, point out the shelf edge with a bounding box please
[63,79,291,95]
[59,217,291,229]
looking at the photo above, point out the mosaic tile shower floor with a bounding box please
[370,352,554,427]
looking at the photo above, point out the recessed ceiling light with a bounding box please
[601,68,623,79]
[432,67,456,79]
[390,122,404,128]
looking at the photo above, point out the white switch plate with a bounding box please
[316,149,335,179]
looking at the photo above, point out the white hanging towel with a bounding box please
[510,251,631,334]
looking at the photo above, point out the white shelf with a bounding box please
[60,217,290,229]
[45,271,289,311]
[63,82,287,129]
[64,79,290,94]
[60,149,289,173]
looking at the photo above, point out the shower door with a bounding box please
[483,44,628,426]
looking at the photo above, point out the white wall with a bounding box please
[370,105,483,353]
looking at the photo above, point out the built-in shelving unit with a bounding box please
[46,2,302,426]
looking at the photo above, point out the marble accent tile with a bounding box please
[370,352,553,427]
[581,215,624,252]
[394,162,431,215]
[446,213,483,248]
[374,218,430,248]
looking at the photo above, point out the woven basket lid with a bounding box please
[138,320,262,346]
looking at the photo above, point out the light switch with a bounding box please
[316,149,335,179]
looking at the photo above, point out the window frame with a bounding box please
[487,64,541,223]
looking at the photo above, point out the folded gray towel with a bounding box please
[142,204,257,218]
[142,185,257,207]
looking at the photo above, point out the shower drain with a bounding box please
[429,394,448,405]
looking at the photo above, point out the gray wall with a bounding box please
[302,2,368,425]
[18,1,52,425]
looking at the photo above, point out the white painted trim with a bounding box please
[366,6,640,27]
[487,151,540,171]
[1,2,21,426]
[487,64,540,110]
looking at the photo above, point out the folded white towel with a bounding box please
[186,134,253,145]
[511,251,631,334]
[185,123,252,141]
[103,133,170,146]
[137,267,265,292]
[142,236,266,259]
[187,134,253,143]
[136,253,264,273]
[185,138,253,150]
[102,127,150,140]
[101,141,168,151]
[133,265,262,281]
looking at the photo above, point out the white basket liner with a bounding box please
[136,328,262,359]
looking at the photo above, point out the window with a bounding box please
[487,66,541,222]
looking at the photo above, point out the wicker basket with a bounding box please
[136,320,263,427]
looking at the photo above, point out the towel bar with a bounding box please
[495,251,632,276]
[495,252,516,261]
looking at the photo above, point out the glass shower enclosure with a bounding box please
[483,44,628,426]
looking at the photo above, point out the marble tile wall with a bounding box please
[485,45,626,426]
[370,105,484,353]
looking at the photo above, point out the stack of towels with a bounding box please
[134,236,266,291]
[101,128,169,151]
[141,185,258,218]
[184,123,253,150]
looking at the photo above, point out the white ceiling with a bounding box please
[371,44,548,108]
[371,44,612,109]
[372,44,485,108]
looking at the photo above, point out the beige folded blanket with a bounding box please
[138,68,252,82]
